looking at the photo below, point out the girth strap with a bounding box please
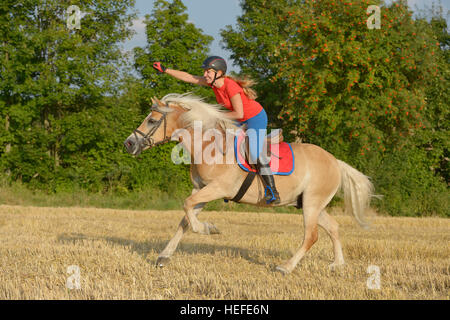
[225,171,257,203]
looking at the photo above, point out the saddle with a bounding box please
[238,129,283,159]
[235,129,295,175]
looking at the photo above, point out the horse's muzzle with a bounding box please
[124,137,142,156]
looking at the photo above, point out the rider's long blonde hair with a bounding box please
[225,75,258,100]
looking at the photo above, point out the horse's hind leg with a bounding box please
[318,209,345,268]
[276,203,321,274]
[156,190,207,267]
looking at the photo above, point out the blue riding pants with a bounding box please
[240,109,268,165]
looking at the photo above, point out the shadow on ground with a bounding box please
[57,232,290,268]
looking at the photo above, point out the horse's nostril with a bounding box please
[124,139,134,150]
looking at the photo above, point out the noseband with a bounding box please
[133,105,172,150]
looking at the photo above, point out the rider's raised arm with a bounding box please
[153,62,208,86]
[166,69,208,86]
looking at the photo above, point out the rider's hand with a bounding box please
[153,62,167,73]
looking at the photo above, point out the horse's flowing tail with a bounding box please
[337,160,374,229]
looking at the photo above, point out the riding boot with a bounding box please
[256,160,281,204]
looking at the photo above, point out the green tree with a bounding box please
[222,0,448,216]
[416,6,449,184]
[221,0,295,123]
[373,3,449,217]
[272,0,441,162]
[133,0,214,109]
[0,0,136,187]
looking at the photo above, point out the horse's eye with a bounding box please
[148,118,156,124]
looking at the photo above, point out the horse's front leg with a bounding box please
[184,182,224,235]
[156,200,206,267]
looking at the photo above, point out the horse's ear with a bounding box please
[152,96,173,113]
[154,97,164,106]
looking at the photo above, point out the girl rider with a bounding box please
[152,56,280,204]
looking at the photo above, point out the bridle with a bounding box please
[132,105,172,150]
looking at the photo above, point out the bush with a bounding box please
[373,148,449,217]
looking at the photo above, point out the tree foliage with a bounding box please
[221,0,295,121]
[0,0,447,216]
[222,0,448,216]
[133,0,215,108]
[0,0,136,187]
[274,0,440,159]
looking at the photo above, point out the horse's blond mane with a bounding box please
[161,93,238,131]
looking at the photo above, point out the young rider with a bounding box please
[152,56,280,204]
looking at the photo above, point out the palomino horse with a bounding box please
[124,93,374,274]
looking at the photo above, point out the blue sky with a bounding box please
[123,0,449,73]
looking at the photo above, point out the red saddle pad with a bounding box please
[234,131,294,175]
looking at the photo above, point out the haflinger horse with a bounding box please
[124,93,374,274]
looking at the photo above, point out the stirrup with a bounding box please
[264,186,280,204]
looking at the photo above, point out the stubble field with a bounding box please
[0,205,448,299]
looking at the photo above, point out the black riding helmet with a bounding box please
[201,56,227,86]
[201,56,227,74]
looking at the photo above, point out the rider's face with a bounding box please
[203,69,222,84]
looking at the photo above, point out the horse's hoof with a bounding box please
[275,265,290,275]
[207,223,221,235]
[201,222,220,235]
[155,256,171,268]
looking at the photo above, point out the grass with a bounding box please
[0,204,448,299]
[0,180,301,213]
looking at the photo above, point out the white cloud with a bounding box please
[123,17,147,51]
[132,17,146,34]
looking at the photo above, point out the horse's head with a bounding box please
[124,97,177,156]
